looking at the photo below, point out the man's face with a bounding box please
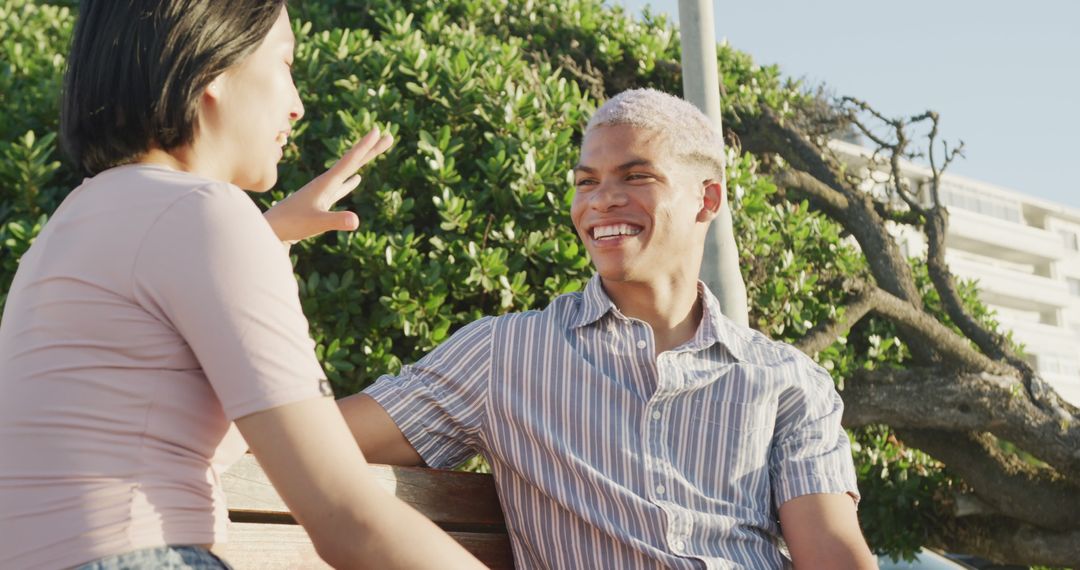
[571,124,717,284]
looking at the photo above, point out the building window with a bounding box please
[1069,278,1080,298]
[939,182,1021,223]
[1039,353,1080,377]
[1059,229,1079,252]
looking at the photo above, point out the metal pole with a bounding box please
[678,0,749,326]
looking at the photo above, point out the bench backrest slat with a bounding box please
[220,455,514,569]
[221,523,516,569]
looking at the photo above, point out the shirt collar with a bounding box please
[569,274,748,362]
[568,274,616,330]
[691,281,749,361]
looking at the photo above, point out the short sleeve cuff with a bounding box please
[775,473,861,508]
[364,377,477,469]
[226,379,329,421]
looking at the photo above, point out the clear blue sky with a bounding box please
[611,0,1080,210]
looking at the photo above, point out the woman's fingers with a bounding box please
[268,127,392,242]
[326,128,394,185]
[324,174,363,207]
[359,133,394,165]
[322,210,360,232]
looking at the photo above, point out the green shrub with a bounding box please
[0,0,75,306]
[1,0,1003,558]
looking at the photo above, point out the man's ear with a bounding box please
[697,179,725,222]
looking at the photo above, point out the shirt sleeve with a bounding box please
[769,352,860,507]
[362,317,494,469]
[132,183,327,420]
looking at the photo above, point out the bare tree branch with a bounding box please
[873,200,923,226]
[739,109,931,324]
[794,282,1000,372]
[842,97,927,214]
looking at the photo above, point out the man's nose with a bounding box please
[591,181,627,210]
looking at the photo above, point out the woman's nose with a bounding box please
[289,88,305,122]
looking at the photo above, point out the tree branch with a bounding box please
[841,367,1080,479]
[794,281,1002,372]
[737,110,938,367]
[930,515,1080,567]
[861,286,1003,372]
[794,280,1001,368]
[919,209,1054,402]
[917,139,1058,409]
[873,200,923,226]
[896,429,1080,531]
[841,97,926,214]
[795,287,874,355]
[771,168,849,213]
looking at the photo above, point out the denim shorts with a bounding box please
[75,545,234,569]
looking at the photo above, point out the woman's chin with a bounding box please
[235,169,278,193]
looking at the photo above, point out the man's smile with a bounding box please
[591,223,644,240]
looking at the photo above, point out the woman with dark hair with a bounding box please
[0,2,484,569]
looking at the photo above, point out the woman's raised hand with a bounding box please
[264,127,394,244]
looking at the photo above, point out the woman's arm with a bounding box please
[235,397,484,569]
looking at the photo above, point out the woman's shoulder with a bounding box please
[56,164,277,266]
[89,163,243,202]
[78,164,262,228]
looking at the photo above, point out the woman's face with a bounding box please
[198,7,303,192]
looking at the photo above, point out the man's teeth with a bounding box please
[592,223,642,239]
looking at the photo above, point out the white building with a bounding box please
[831,140,1080,406]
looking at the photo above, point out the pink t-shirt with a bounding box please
[0,164,327,569]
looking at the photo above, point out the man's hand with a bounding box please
[264,127,394,244]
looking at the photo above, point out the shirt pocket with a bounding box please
[675,398,777,499]
[691,398,776,433]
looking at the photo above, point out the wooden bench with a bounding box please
[219,455,514,569]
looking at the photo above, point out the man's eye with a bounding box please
[626,173,652,181]
[575,179,596,186]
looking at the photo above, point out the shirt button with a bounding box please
[636,340,647,349]
[655,484,665,495]
[652,411,662,420]
[673,539,686,551]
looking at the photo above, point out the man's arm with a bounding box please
[339,317,496,468]
[338,393,424,466]
[778,493,877,570]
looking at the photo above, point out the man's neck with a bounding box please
[601,275,704,355]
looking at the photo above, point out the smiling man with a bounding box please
[340,89,877,569]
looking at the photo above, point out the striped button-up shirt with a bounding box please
[365,275,859,569]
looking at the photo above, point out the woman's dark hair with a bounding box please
[60,0,286,175]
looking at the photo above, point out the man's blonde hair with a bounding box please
[585,88,725,180]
